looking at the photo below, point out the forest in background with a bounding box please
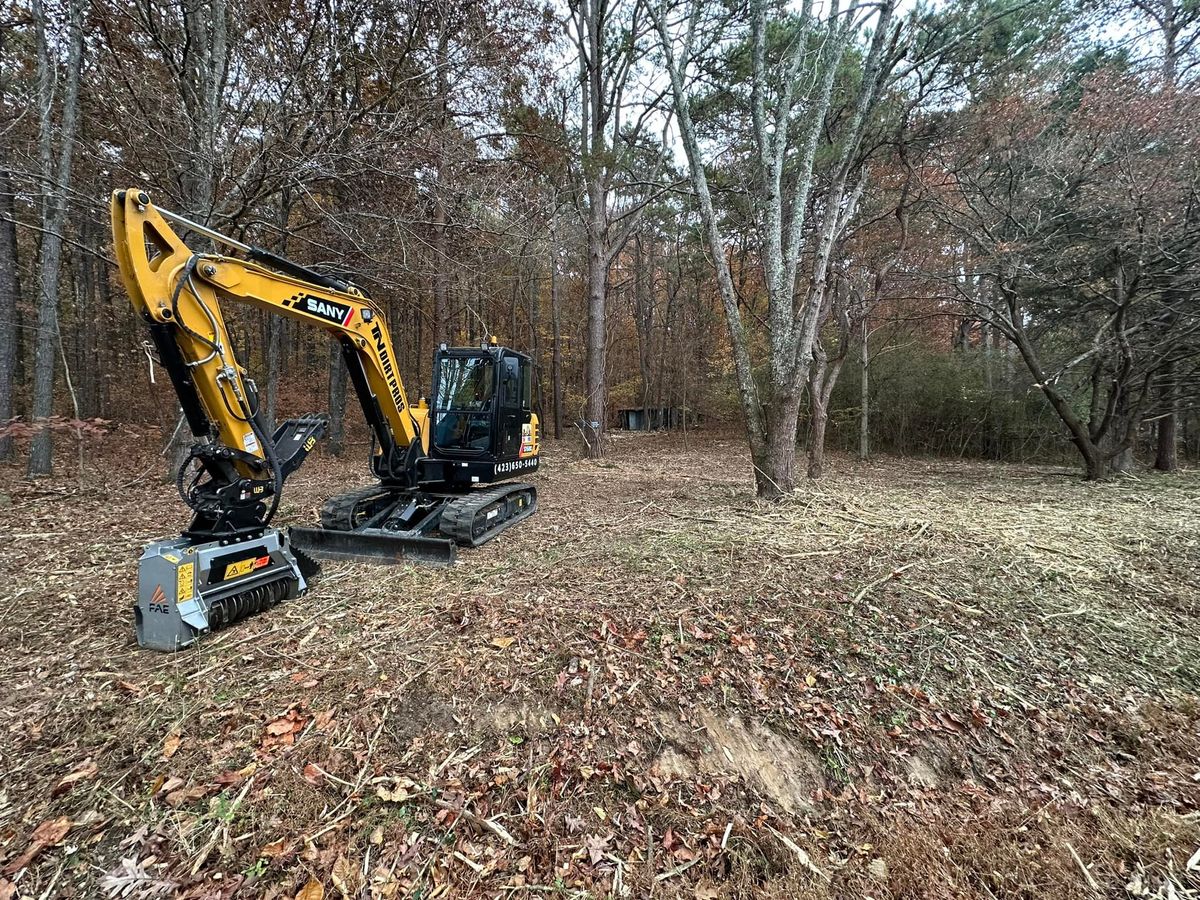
[0,0,1197,490]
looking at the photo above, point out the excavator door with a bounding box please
[497,353,531,458]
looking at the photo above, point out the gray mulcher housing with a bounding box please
[135,530,310,651]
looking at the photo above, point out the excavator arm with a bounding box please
[112,189,425,518]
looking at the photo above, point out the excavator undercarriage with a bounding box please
[289,480,538,567]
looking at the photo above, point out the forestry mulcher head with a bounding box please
[135,530,320,652]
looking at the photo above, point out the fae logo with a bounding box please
[148,584,170,615]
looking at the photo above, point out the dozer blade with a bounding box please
[288,526,456,567]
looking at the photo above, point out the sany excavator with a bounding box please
[112,189,540,651]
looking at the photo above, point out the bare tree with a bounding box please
[27,0,84,476]
[651,0,899,497]
[934,74,1200,479]
[568,0,665,457]
[1126,0,1198,471]
[0,8,20,462]
[1128,0,1200,86]
[809,168,915,477]
[0,162,17,462]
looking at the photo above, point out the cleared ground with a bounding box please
[1,432,1198,899]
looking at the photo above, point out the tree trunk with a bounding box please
[1154,360,1178,472]
[651,0,894,497]
[95,238,111,417]
[1083,448,1108,481]
[265,318,282,429]
[550,215,564,441]
[179,0,226,226]
[808,399,829,480]
[74,228,98,419]
[527,261,543,418]
[265,189,292,429]
[1004,291,1110,481]
[28,0,84,476]
[1110,390,1134,474]
[858,319,869,461]
[1111,445,1134,474]
[633,236,654,414]
[327,342,347,456]
[582,202,607,457]
[752,391,803,499]
[807,335,846,480]
[1155,414,1177,472]
[432,31,451,347]
[0,165,20,461]
[434,201,450,344]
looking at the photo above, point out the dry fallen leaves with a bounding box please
[331,855,357,898]
[2,817,71,875]
[313,708,336,731]
[52,758,99,797]
[99,857,176,898]
[302,762,326,786]
[161,728,182,760]
[165,782,217,808]
[295,878,324,900]
[259,838,291,859]
[261,708,310,752]
[490,636,516,649]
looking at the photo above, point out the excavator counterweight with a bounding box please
[111,189,541,650]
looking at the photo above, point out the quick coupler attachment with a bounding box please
[134,527,319,651]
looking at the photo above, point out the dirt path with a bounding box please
[1,433,1198,898]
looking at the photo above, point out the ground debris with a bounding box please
[1,433,1198,898]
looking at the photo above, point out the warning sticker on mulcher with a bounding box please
[222,556,270,581]
[176,562,194,602]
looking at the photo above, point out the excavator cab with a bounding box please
[430,344,538,480]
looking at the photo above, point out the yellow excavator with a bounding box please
[112,189,540,650]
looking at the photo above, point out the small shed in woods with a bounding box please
[616,407,692,431]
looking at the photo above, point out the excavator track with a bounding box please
[439,482,537,547]
[319,484,399,531]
